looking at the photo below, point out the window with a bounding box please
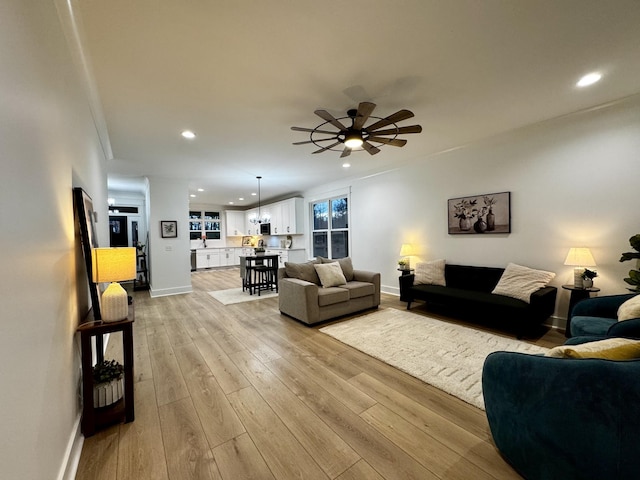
[312,196,349,259]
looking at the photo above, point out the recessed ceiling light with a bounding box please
[342,163,351,168]
[190,194,196,198]
[197,188,204,192]
[251,192,257,196]
[576,72,602,88]
[181,130,196,139]
[239,197,244,201]
[229,201,234,205]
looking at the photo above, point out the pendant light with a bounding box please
[256,176,262,224]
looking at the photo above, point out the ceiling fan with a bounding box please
[291,102,422,158]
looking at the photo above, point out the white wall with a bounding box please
[148,176,193,296]
[305,95,640,325]
[0,1,108,478]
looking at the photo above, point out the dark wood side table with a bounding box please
[562,285,600,337]
[77,304,135,436]
[398,268,415,276]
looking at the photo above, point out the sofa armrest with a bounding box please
[483,351,640,480]
[529,286,557,319]
[571,293,637,319]
[608,317,640,339]
[278,277,320,324]
[353,270,381,306]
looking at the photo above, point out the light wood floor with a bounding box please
[76,268,565,480]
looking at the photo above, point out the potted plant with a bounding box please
[620,234,640,292]
[92,359,124,408]
[581,268,598,288]
[398,259,409,270]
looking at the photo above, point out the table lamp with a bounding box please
[92,247,136,322]
[563,247,596,288]
[399,244,417,270]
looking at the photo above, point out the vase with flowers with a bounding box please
[453,199,478,231]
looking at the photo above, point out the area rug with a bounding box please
[208,288,278,305]
[320,308,548,409]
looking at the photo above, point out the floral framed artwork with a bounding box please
[448,191,511,234]
[161,220,178,238]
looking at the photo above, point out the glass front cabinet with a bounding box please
[189,210,221,240]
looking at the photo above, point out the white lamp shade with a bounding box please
[563,247,596,267]
[91,248,136,283]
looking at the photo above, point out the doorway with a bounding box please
[109,216,129,247]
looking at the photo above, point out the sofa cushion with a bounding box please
[411,284,529,311]
[338,281,375,299]
[492,263,555,304]
[414,259,446,286]
[314,262,347,288]
[317,286,350,306]
[571,316,617,337]
[618,294,640,321]
[319,256,354,281]
[285,260,320,284]
[545,337,640,359]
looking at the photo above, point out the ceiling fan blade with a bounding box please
[367,125,422,136]
[291,126,339,135]
[365,109,415,131]
[367,136,407,147]
[312,141,341,154]
[352,102,376,130]
[293,137,338,145]
[314,109,348,131]
[340,147,351,158]
[362,141,380,155]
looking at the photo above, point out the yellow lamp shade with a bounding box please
[91,248,136,283]
[91,248,136,322]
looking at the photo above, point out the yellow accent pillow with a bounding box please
[545,337,640,360]
[618,295,640,321]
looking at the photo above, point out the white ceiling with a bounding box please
[76,0,640,206]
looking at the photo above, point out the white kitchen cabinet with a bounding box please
[245,208,259,235]
[272,198,303,235]
[225,211,245,236]
[220,248,236,266]
[265,248,307,268]
[196,249,220,269]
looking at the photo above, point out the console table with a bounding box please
[77,304,135,436]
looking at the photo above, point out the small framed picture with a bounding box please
[161,220,178,238]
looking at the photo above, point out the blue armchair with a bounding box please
[568,293,640,339]
[482,350,640,480]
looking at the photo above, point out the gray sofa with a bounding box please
[278,257,381,325]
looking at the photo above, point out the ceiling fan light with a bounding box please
[344,134,363,149]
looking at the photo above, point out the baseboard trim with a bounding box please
[57,414,84,480]
[149,285,193,298]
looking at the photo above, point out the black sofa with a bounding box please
[399,264,557,335]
